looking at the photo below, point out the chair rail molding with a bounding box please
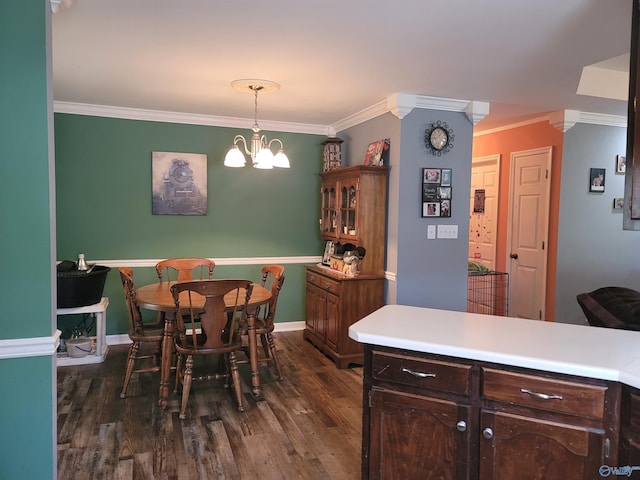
[0,330,60,360]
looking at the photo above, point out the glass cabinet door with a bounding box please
[321,185,337,234]
[339,180,358,237]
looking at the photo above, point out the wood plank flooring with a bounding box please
[57,331,363,479]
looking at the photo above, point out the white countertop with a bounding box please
[349,304,640,389]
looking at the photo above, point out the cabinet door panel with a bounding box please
[369,389,471,480]
[306,283,326,336]
[480,410,604,480]
[325,292,339,349]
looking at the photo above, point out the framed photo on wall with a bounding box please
[589,167,606,193]
[421,168,452,217]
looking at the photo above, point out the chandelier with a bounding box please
[224,79,290,169]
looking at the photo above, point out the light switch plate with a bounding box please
[427,225,436,239]
[437,224,458,239]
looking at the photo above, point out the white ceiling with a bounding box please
[51,0,633,133]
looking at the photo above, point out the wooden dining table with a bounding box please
[136,280,272,407]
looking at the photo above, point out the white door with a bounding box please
[469,154,500,270]
[508,146,552,320]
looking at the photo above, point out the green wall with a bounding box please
[54,113,324,335]
[0,1,56,479]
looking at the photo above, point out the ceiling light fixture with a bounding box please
[224,79,290,169]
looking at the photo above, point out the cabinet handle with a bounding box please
[325,283,331,289]
[456,421,467,432]
[482,428,494,439]
[401,367,436,379]
[520,388,563,401]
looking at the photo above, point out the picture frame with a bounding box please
[364,138,390,166]
[152,152,207,215]
[614,198,625,210]
[321,240,334,266]
[589,168,606,193]
[616,154,626,174]
[421,168,452,217]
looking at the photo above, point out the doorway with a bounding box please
[507,146,552,320]
[469,154,500,270]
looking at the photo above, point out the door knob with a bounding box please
[482,428,494,439]
[509,253,518,259]
[456,421,467,432]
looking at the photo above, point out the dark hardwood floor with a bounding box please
[57,331,363,479]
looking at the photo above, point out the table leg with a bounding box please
[159,312,175,408]
[246,308,262,400]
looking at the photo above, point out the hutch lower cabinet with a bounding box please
[363,346,621,480]
[304,266,383,368]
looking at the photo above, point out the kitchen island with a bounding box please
[349,304,640,480]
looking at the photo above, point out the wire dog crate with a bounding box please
[467,271,509,316]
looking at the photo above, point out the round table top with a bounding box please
[136,281,271,312]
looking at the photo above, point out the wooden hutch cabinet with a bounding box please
[304,165,388,368]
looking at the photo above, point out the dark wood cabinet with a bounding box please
[619,385,640,465]
[362,345,622,480]
[305,165,388,367]
[304,267,383,368]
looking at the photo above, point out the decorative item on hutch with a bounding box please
[322,137,343,172]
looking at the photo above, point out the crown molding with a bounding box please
[549,109,581,132]
[50,0,75,13]
[333,94,490,132]
[331,99,390,132]
[53,101,331,136]
[578,111,627,128]
[474,109,627,137]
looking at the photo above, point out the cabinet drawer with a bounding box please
[307,271,341,295]
[372,351,471,396]
[482,368,607,420]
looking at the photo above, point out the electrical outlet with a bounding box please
[437,224,458,239]
[427,225,436,239]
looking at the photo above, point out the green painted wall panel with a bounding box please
[1,0,53,340]
[55,114,324,335]
[0,356,55,480]
[0,2,56,479]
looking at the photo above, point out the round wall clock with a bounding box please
[425,121,454,156]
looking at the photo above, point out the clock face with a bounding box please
[430,127,449,150]
[425,121,454,155]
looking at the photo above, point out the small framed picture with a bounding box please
[423,202,440,217]
[617,155,626,174]
[614,198,624,210]
[441,168,452,186]
[321,241,334,266]
[589,168,606,193]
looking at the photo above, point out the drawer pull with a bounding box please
[456,421,467,432]
[401,367,436,379]
[520,388,563,401]
[325,283,331,289]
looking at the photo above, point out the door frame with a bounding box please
[506,146,552,320]
[470,153,501,270]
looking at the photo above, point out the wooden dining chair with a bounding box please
[171,279,253,418]
[238,265,285,380]
[118,267,165,398]
[155,257,215,283]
